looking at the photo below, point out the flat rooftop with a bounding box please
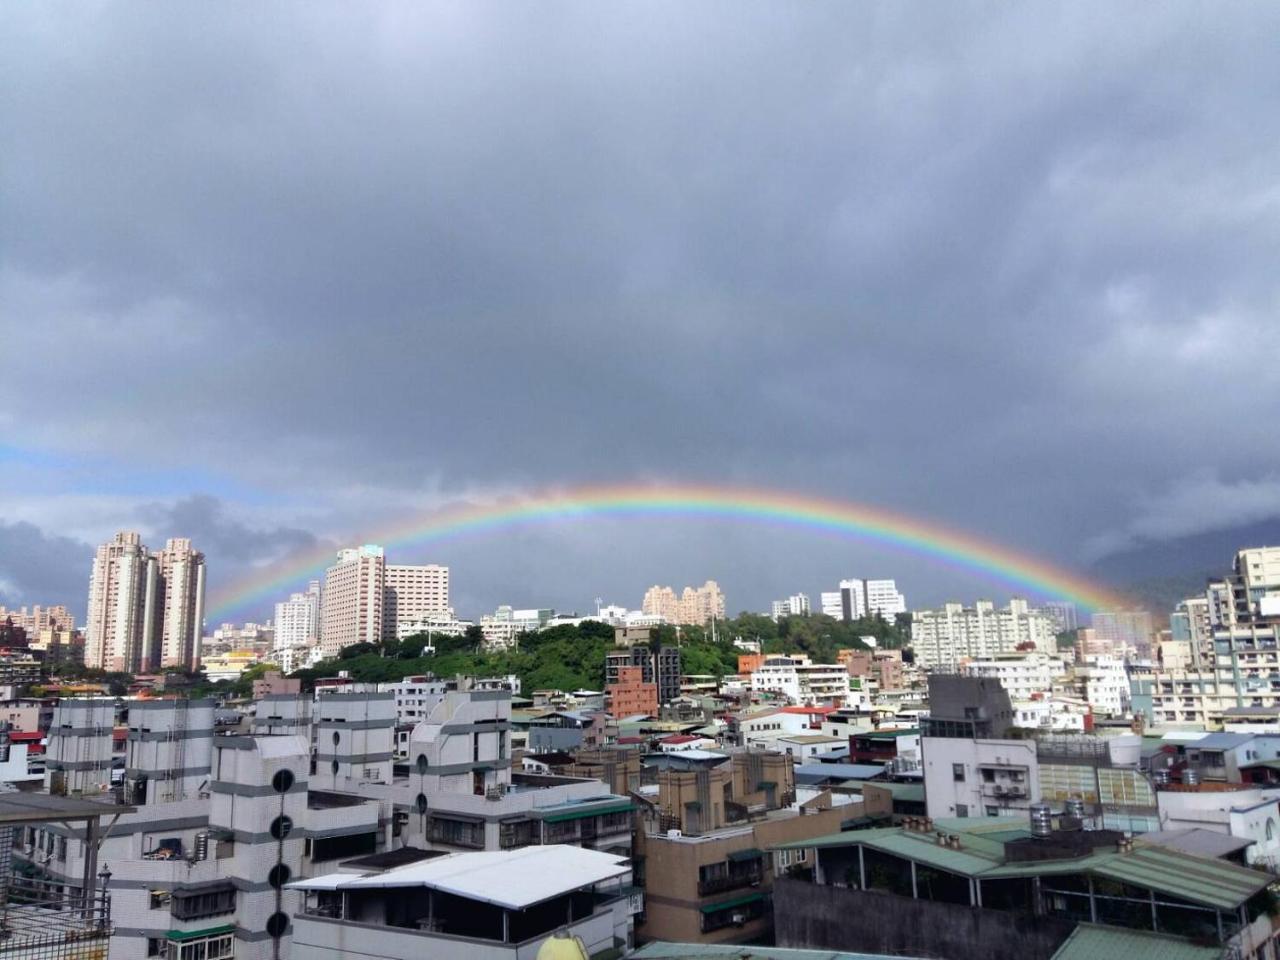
[0,794,134,824]
[290,845,630,910]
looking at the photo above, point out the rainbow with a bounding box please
[207,482,1128,620]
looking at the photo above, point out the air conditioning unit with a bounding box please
[731,912,748,925]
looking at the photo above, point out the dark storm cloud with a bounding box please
[0,522,91,611]
[140,496,322,565]
[3,3,1280,615]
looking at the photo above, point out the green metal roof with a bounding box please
[698,891,766,913]
[166,924,235,942]
[1092,845,1269,911]
[1049,922,1223,960]
[772,822,1270,911]
[538,800,633,823]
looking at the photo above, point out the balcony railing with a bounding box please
[0,877,112,953]
[698,869,763,896]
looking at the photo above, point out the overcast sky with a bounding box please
[3,4,1279,623]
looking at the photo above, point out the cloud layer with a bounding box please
[3,4,1279,618]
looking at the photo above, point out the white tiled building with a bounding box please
[750,656,852,706]
[911,598,1055,670]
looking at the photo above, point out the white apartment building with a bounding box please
[380,674,449,728]
[771,594,809,620]
[923,736,1041,820]
[151,538,206,670]
[963,651,1067,702]
[395,613,468,642]
[826,578,906,622]
[84,531,206,672]
[911,598,1055,670]
[84,531,154,672]
[382,563,450,641]
[1075,655,1131,716]
[274,580,321,653]
[320,545,385,658]
[750,656,852,706]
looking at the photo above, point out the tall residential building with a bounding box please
[149,537,206,670]
[320,545,385,658]
[84,531,156,672]
[1043,600,1078,634]
[1090,609,1154,656]
[642,581,726,626]
[641,585,679,622]
[382,563,450,641]
[0,605,75,634]
[826,578,906,622]
[1214,546,1280,625]
[274,580,321,653]
[910,598,1055,670]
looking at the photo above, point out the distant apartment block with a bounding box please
[274,579,321,654]
[1042,600,1078,634]
[911,598,1054,670]
[750,655,851,706]
[84,531,206,672]
[382,562,450,641]
[643,580,726,626]
[771,593,809,620]
[0,604,75,634]
[320,545,385,658]
[822,578,906,622]
[1090,609,1155,656]
[607,664,658,717]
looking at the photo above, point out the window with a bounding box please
[168,933,234,960]
[981,769,995,783]
[952,764,966,782]
[170,884,236,920]
[955,804,969,818]
[149,889,172,910]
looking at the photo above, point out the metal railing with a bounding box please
[0,877,112,960]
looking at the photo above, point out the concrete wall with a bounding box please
[773,876,1075,960]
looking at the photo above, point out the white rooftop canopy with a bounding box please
[289,846,629,910]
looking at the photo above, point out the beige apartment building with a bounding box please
[320,545,385,657]
[84,532,207,672]
[643,581,726,626]
[0,605,75,634]
[382,563,450,641]
[151,538,206,669]
[635,751,851,944]
[84,531,155,672]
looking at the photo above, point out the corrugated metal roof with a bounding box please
[772,822,1270,911]
[1092,845,1268,911]
[1192,732,1254,750]
[1049,923,1222,960]
[1136,829,1253,859]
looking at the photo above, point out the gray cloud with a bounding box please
[3,4,1280,616]
[0,522,91,613]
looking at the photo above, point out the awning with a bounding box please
[726,847,764,862]
[699,892,765,913]
[286,873,355,892]
[540,802,633,824]
[167,924,235,942]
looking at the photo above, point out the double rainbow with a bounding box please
[206,482,1127,620]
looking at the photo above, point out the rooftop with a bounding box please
[0,793,134,824]
[1048,922,1223,960]
[773,818,1272,912]
[289,845,629,910]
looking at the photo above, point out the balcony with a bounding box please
[698,867,763,896]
